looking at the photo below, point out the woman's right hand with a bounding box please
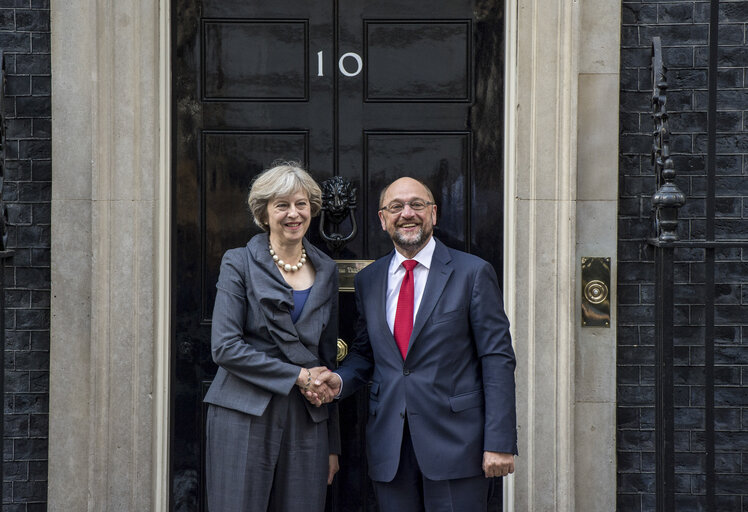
[296,367,312,389]
[297,366,332,406]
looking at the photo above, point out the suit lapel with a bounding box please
[367,252,403,360]
[245,234,317,364]
[407,240,453,357]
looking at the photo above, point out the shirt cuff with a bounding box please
[333,372,343,398]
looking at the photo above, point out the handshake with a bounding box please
[296,367,342,407]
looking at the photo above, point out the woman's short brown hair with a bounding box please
[247,162,322,231]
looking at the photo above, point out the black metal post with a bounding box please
[704,2,720,508]
[649,37,685,512]
[0,249,11,505]
[0,49,12,508]
[654,248,675,511]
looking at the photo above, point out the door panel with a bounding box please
[202,131,308,321]
[365,21,471,101]
[172,1,504,510]
[364,132,470,256]
[203,21,308,100]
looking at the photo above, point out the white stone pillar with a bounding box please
[504,0,620,510]
[49,0,164,509]
[504,0,580,510]
[573,0,620,510]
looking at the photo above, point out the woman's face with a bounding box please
[266,189,311,244]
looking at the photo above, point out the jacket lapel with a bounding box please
[366,252,403,360]
[245,234,317,365]
[407,239,453,356]
[293,239,332,326]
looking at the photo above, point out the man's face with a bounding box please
[378,178,437,256]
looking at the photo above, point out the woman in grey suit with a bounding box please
[204,163,340,512]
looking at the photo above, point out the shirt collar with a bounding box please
[389,236,436,274]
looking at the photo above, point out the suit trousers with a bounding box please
[373,419,489,512]
[206,391,329,512]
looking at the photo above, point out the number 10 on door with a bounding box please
[317,51,363,77]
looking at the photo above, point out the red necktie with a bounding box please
[393,260,418,359]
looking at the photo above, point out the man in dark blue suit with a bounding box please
[314,177,517,511]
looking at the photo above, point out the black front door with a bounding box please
[172,1,505,510]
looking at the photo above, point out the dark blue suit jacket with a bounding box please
[337,238,517,482]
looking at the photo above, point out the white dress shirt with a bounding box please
[385,236,436,333]
[332,237,436,397]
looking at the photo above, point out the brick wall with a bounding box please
[0,0,50,510]
[619,1,748,510]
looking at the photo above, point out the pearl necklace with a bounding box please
[269,243,307,273]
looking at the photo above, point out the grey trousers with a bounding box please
[206,391,329,512]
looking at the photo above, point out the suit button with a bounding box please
[400,412,405,418]
[403,369,411,376]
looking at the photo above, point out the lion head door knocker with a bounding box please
[319,176,357,257]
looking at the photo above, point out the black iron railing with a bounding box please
[648,36,682,511]
[0,50,14,501]
[648,25,748,511]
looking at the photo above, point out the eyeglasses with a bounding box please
[378,200,435,214]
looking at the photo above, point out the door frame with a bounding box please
[47,0,600,509]
[154,0,173,508]
[151,0,521,508]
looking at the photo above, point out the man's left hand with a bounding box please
[482,451,515,478]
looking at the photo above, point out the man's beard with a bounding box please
[392,224,432,251]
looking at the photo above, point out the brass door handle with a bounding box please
[336,338,348,362]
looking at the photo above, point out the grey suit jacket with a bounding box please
[204,233,340,452]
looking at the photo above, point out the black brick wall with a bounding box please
[0,0,50,510]
[619,1,748,511]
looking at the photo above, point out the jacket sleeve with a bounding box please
[470,261,518,455]
[319,270,341,454]
[211,249,301,396]
[335,273,375,399]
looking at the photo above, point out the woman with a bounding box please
[204,163,340,512]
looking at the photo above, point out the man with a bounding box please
[314,177,517,511]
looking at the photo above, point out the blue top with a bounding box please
[291,286,312,323]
